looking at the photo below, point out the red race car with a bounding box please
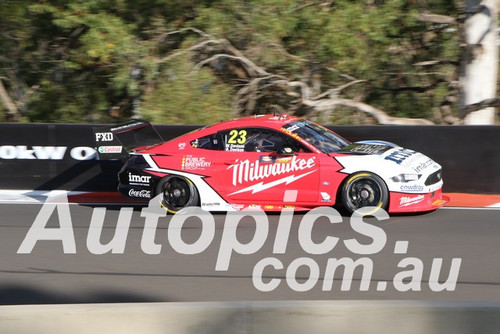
[95,114,447,213]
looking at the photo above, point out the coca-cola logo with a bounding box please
[128,189,151,198]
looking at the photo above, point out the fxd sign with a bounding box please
[0,145,96,161]
[95,132,113,142]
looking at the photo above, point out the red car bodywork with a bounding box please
[111,115,446,213]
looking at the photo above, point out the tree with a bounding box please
[3,0,490,125]
[153,1,457,124]
[460,0,498,124]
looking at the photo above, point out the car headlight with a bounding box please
[391,174,422,183]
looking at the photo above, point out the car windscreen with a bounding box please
[283,120,350,153]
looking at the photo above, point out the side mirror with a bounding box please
[278,146,294,156]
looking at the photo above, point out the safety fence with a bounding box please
[0,123,498,194]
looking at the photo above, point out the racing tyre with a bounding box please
[155,175,199,213]
[341,172,388,214]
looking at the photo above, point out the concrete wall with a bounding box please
[1,301,500,334]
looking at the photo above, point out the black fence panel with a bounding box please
[331,126,500,194]
[0,123,498,194]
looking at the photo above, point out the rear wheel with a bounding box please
[341,172,388,214]
[155,175,199,213]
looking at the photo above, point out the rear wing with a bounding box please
[93,120,164,160]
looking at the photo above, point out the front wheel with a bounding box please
[341,172,389,214]
[155,175,199,213]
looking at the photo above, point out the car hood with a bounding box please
[337,141,396,155]
[334,141,441,179]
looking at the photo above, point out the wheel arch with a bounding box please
[336,170,390,213]
[154,174,201,213]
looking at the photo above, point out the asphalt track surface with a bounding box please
[0,202,499,305]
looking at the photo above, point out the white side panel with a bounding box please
[335,147,442,194]
[143,154,236,211]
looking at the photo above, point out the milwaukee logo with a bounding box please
[229,170,316,195]
[228,156,316,187]
[399,195,425,207]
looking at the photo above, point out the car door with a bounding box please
[214,127,321,206]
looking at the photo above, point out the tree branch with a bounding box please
[193,53,272,77]
[0,77,19,121]
[157,39,226,63]
[157,27,211,42]
[304,98,434,125]
[418,13,457,24]
[158,27,436,125]
[460,98,500,117]
[313,79,367,100]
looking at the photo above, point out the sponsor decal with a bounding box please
[0,145,66,160]
[399,195,425,207]
[259,156,275,163]
[258,156,293,164]
[320,192,331,202]
[227,156,316,195]
[400,184,424,192]
[181,155,211,170]
[109,121,146,132]
[280,128,303,142]
[285,124,300,132]
[276,157,292,163]
[229,156,316,187]
[0,145,96,160]
[413,159,434,173]
[70,147,96,160]
[95,132,114,142]
[178,142,186,150]
[128,173,152,186]
[341,144,390,155]
[432,199,447,206]
[202,202,221,207]
[264,205,275,210]
[128,189,151,198]
[98,146,122,154]
[385,148,416,164]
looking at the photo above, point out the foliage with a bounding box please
[0,0,464,124]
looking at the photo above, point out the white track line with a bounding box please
[0,190,86,204]
[441,206,500,211]
[1,189,499,208]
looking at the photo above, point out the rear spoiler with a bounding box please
[93,119,164,160]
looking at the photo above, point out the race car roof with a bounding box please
[207,114,300,131]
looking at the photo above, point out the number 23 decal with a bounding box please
[228,129,247,144]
